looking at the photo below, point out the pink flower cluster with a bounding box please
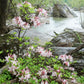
[37,68,48,79]
[5,54,17,62]
[37,8,48,17]
[36,47,52,57]
[59,55,73,62]
[14,1,48,28]
[31,16,41,27]
[59,55,73,67]
[8,65,19,75]
[19,67,31,82]
[37,66,68,84]
[23,52,31,58]
[5,52,77,84]
[12,16,30,29]
[37,68,49,84]
[58,55,76,83]
[5,54,31,82]
[17,1,32,8]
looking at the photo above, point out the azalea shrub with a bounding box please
[12,1,47,29]
[4,47,78,84]
[4,1,48,57]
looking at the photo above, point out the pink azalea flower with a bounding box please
[24,53,31,57]
[33,16,41,27]
[13,54,17,60]
[47,50,52,57]
[37,8,47,17]
[19,75,24,81]
[64,61,70,67]
[8,65,18,75]
[24,74,31,80]
[11,60,18,65]
[12,16,30,29]
[36,47,44,54]
[69,67,74,71]
[36,47,52,57]
[12,16,22,25]
[5,54,17,62]
[22,22,30,29]
[59,55,67,61]
[68,55,73,62]
[37,68,48,79]
[57,69,60,73]
[52,71,57,77]
[38,68,47,75]
[5,56,11,62]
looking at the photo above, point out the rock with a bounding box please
[52,3,77,18]
[50,29,84,47]
[47,7,53,16]
[50,47,84,56]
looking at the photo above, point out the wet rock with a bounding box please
[51,47,84,56]
[53,3,77,18]
[50,29,84,47]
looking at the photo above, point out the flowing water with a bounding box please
[10,11,84,45]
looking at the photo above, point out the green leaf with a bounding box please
[0,51,3,54]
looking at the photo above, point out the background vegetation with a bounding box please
[14,0,84,9]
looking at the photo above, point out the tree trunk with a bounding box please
[0,0,8,34]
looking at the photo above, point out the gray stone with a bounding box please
[51,29,84,47]
[51,47,84,55]
[52,3,77,18]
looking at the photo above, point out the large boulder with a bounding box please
[50,29,84,47]
[53,3,77,17]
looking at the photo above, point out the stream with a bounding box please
[10,11,84,45]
